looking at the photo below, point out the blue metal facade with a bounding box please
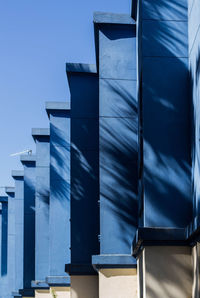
[46,102,71,286]
[66,63,99,275]
[32,129,50,288]
[2,0,200,297]
[20,156,36,296]
[5,187,15,298]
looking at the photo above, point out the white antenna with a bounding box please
[10,149,32,157]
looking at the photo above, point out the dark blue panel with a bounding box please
[71,149,99,263]
[50,112,70,148]
[71,118,99,150]
[68,67,99,272]
[142,57,191,227]
[22,163,36,289]
[142,20,188,57]
[99,79,137,117]
[68,72,99,118]
[142,0,188,21]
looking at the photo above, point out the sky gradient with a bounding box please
[0,0,131,192]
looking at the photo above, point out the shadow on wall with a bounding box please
[139,0,192,227]
[1,204,8,276]
[100,78,138,252]
[50,122,70,207]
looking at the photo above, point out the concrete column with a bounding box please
[5,187,15,298]
[139,246,193,298]
[19,156,36,298]
[92,12,138,297]
[65,63,99,297]
[0,196,8,298]
[31,128,50,294]
[12,170,24,298]
[45,102,70,295]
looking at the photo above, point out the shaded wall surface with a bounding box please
[96,15,138,255]
[7,190,15,297]
[49,107,70,278]
[12,173,24,294]
[0,198,8,298]
[189,0,200,222]
[138,0,191,228]
[21,159,36,289]
[67,65,99,272]
[34,133,50,281]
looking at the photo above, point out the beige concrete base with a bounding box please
[138,246,193,298]
[192,243,200,298]
[35,289,51,298]
[71,275,98,298]
[35,287,70,297]
[50,286,70,298]
[99,268,137,298]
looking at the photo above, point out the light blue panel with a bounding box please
[34,133,50,283]
[50,145,70,182]
[100,117,138,254]
[49,179,70,274]
[99,25,136,80]
[71,118,98,150]
[142,20,188,57]
[48,107,71,281]
[50,113,70,148]
[188,0,200,53]
[36,140,50,167]
[12,176,24,294]
[99,79,137,117]
[142,0,188,20]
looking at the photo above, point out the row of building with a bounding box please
[1,0,200,297]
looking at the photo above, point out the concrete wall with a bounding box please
[141,246,193,298]
[71,276,98,298]
[99,268,137,298]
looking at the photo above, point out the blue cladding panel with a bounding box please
[68,73,98,118]
[68,70,99,268]
[99,21,138,256]
[142,20,188,57]
[189,0,200,224]
[1,201,8,297]
[100,117,137,254]
[49,111,70,277]
[142,0,188,20]
[13,178,24,292]
[139,0,191,228]
[71,118,99,150]
[99,79,137,117]
[7,192,16,297]
[35,137,50,281]
[99,25,136,80]
[23,163,36,289]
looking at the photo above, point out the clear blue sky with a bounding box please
[0,0,131,192]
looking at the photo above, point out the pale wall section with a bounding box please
[99,268,137,298]
[35,289,51,298]
[142,246,193,298]
[50,287,70,298]
[71,276,98,298]
[192,243,200,298]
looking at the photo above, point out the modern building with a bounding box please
[1,0,200,297]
